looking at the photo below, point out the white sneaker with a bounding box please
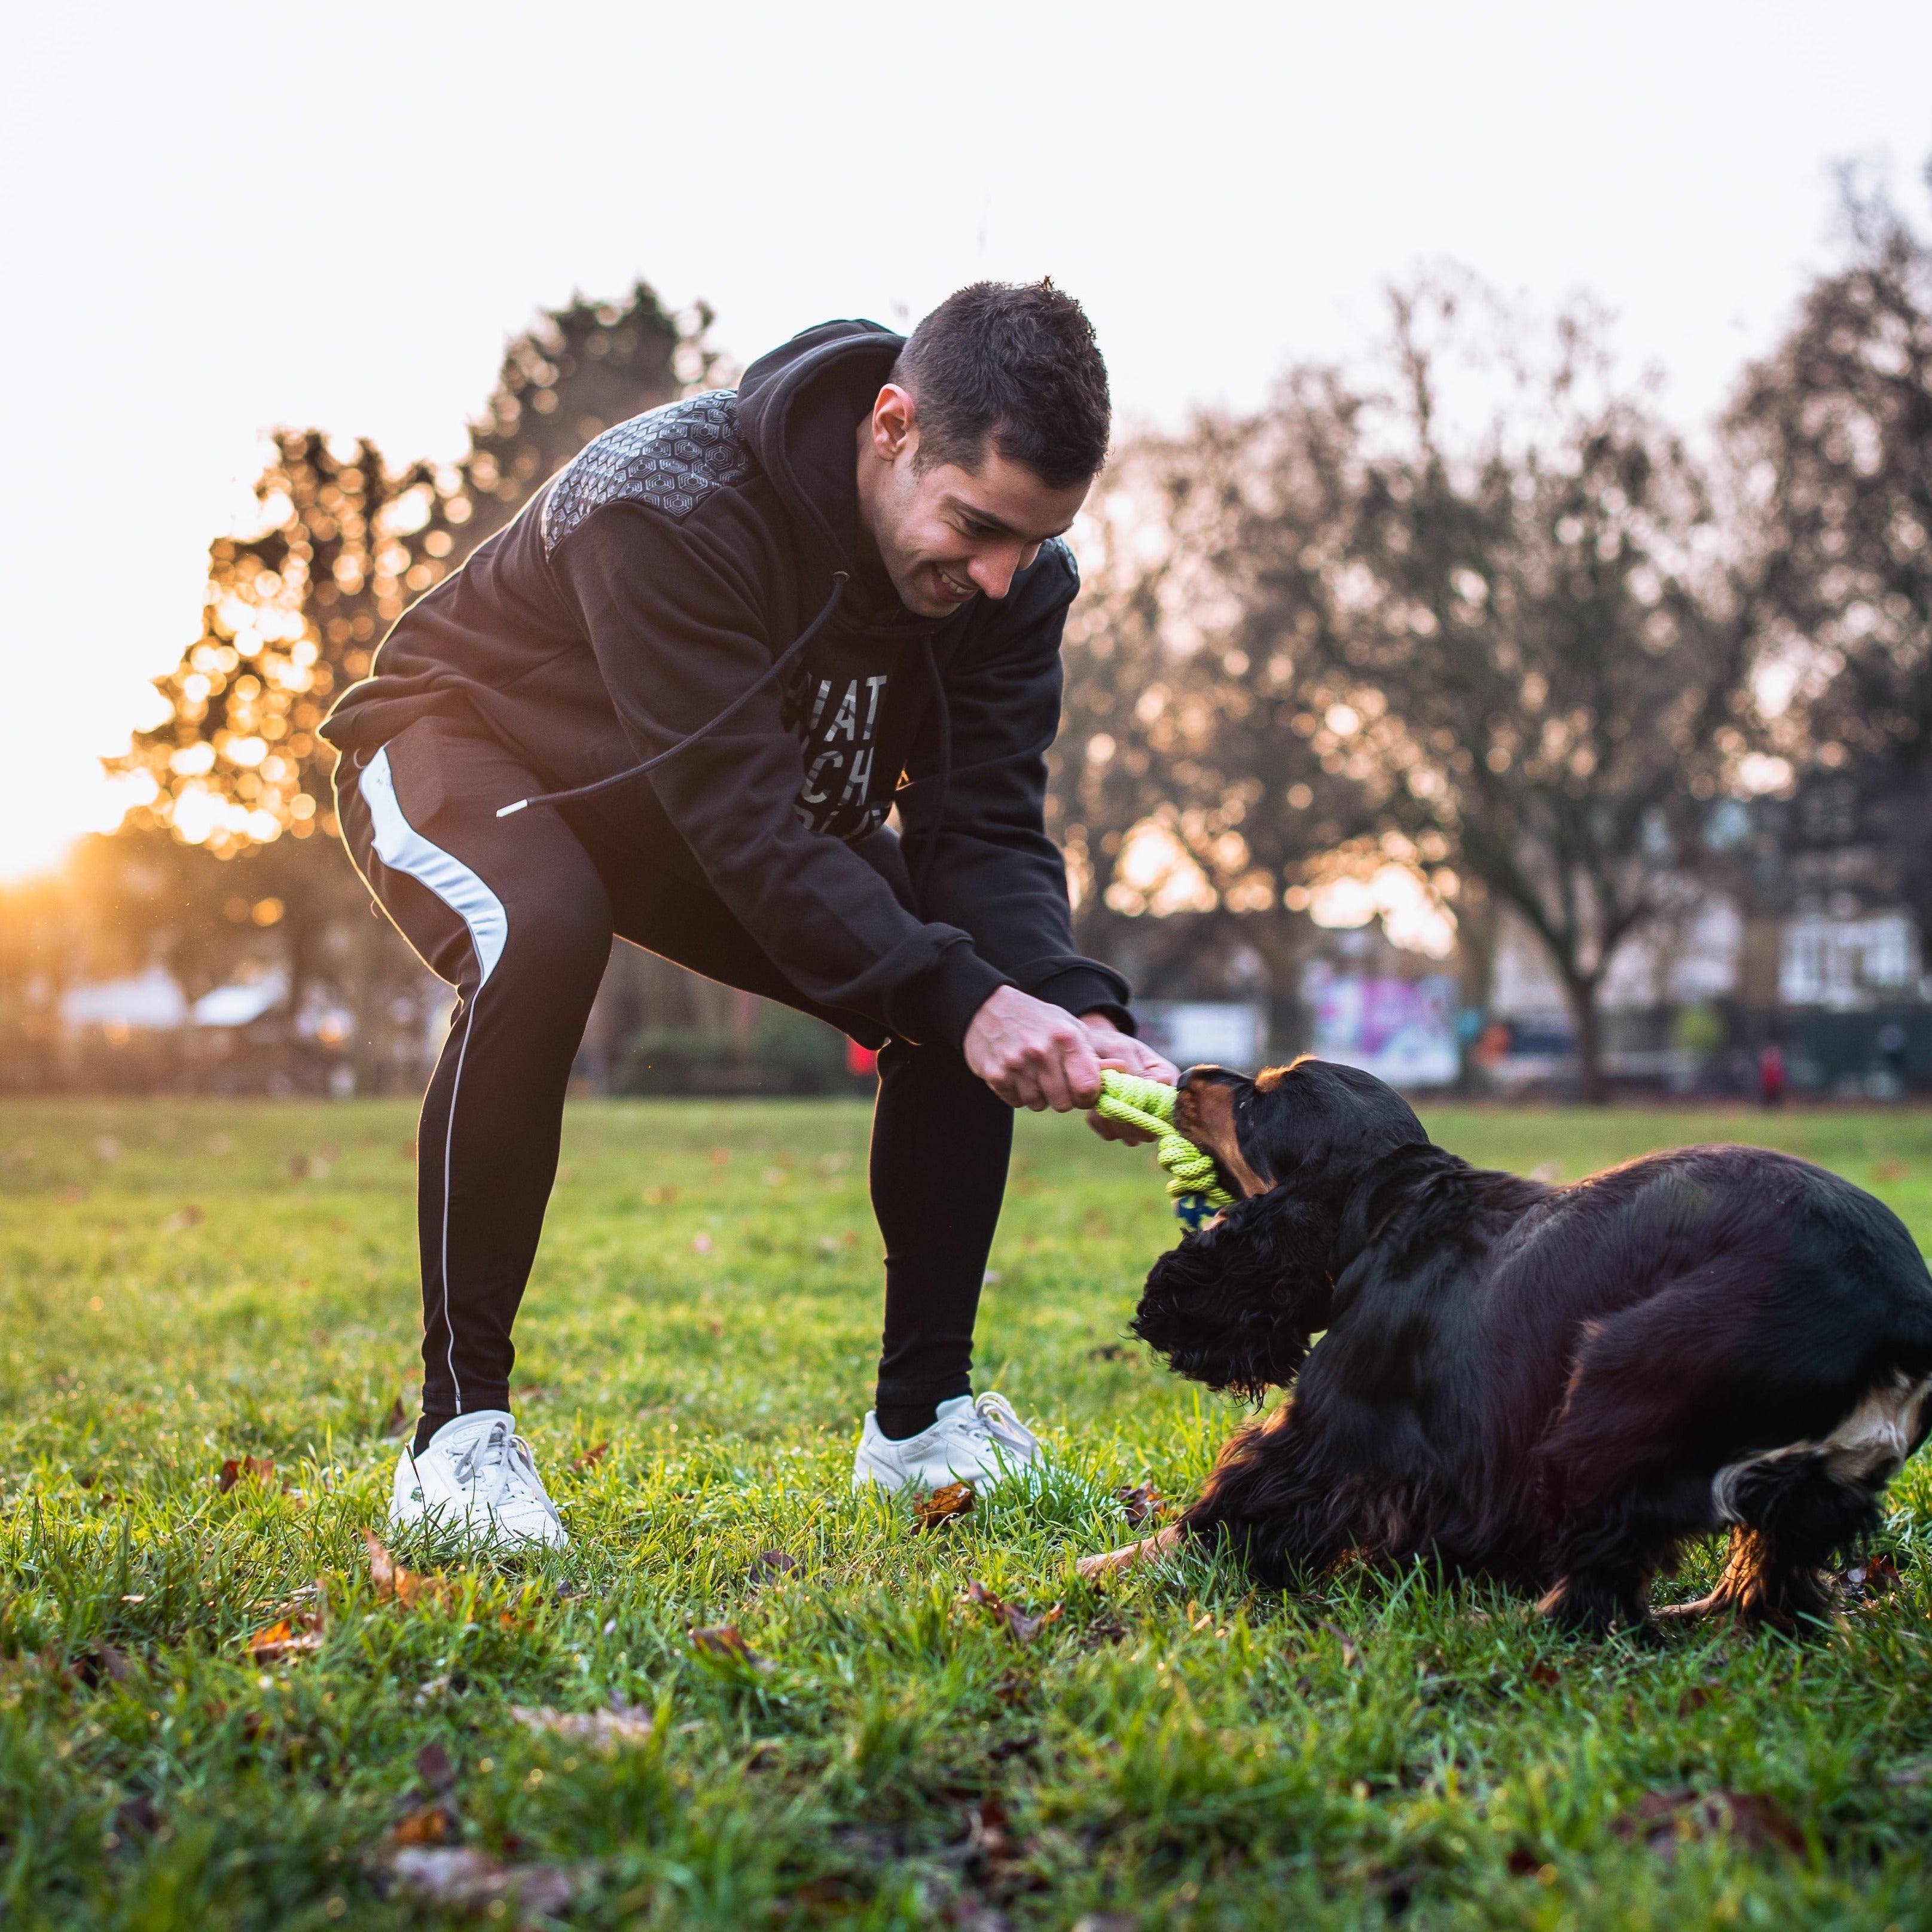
[389,1411,568,1549]
[851,1391,1043,1494]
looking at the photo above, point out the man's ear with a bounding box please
[1130,1189,1334,1399]
[868,383,918,464]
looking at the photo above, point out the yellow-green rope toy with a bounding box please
[1095,1070,1234,1231]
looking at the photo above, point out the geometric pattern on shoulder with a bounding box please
[541,390,753,553]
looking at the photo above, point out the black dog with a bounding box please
[1089,1057,1932,1631]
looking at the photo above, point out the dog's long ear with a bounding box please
[1130,1188,1335,1399]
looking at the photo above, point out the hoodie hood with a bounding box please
[735,319,905,607]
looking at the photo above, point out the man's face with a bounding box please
[856,384,1092,619]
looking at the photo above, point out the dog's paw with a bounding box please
[1076,1525,1183,1582]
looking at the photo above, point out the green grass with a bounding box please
[1,1097,1930,1930]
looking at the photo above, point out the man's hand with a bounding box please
[962,989,1180,1127]
[964,985,1106,1112]
[1077,1012,1179,1143]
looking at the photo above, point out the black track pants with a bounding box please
[334,715,1011,1420]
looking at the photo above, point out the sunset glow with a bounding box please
[5,1,1928,883]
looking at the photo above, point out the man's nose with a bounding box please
[967,545,1024,600]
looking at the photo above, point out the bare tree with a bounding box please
[1055,422,1371,1005]
[1727,170,1932,937]
[1269,289,1751,1097]
[1069,284,1752,1097]
[103,285,714,1082]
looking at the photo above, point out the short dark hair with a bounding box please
[892,280,1110,489]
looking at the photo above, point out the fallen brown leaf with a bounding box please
[915,1481,976,1530]
[384,1846,577,1925]
[381,1396,410,1439]
[416,1741,457,1796]
[1838,1553,1902,1603]
[963,1580,1064,1646]
[246,1614,323,1664]
[160,1205,203,1232]
[364,1529,454,1610]
[1005,1603,1061,1643]
[1527,1662,1562,1689]
[389,1803,455,1846]
[218,1455,275,1494]
[509,1701,656,1750]
[967,1792,1014,1866]
[689,1623,773,1672]
[1873,1159,1910,1183]
[569,1440,611,1473]
[1115,1482,1162,1527]
[1611,1787,1803,1858]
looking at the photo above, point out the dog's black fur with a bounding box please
[1133,1058,1932,1629]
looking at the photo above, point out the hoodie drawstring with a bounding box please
[495,572,850,819]
[911,631,952,909]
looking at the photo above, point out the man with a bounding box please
[322,280,1174,1546]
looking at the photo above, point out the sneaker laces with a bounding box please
[453,1420,561,1527]
[969,1391,1038,1457]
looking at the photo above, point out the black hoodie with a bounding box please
[322,320,1130,1048]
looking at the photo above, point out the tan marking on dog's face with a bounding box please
[1173,1069,1269,1197]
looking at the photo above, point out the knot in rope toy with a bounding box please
[1095,1070,1234,1232]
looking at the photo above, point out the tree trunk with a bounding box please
[1561,970,1608,1106]
[1454,881,1497,1093]
[282,905,324,1094]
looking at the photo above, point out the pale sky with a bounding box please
[2,0,1927,881]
